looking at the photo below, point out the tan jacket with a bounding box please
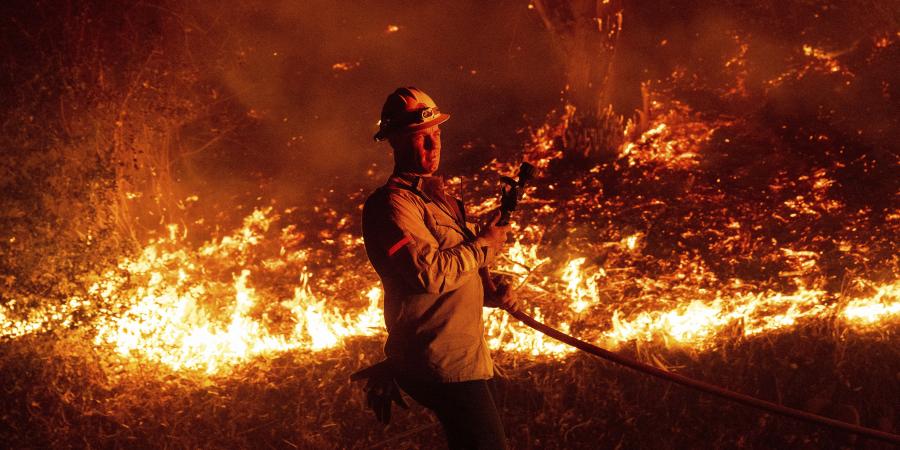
[362,173,495,382]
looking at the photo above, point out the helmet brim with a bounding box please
[374,113,450,141]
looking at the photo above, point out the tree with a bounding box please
[532,0,625,112]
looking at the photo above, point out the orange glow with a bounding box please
[1,97,896,374]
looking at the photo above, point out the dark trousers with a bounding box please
[397,376,508,450]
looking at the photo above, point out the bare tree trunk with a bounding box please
[532,0,625,112]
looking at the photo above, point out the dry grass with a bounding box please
[1,1,898,449]
[0,323,897,449]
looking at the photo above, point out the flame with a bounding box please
[619,102,727,169]
[767,42,856,87]
[561,257,604,313]
[602,285,831,349]
[45,207,386,374]
[485,307,574,357]
[2,95,896,375]
[331,61,360,72]
[842,282,900,325]
[802,44,844,73]
[2,206,895,372]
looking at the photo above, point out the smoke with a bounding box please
[2,0,895,228]
[173,0,563,205]
[609,0,898,128]
[602,0,899,211]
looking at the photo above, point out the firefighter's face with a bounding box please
[390,125,441,175]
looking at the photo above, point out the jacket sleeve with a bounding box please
[377,192,492,294]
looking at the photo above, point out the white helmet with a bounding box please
[373,87,450,141]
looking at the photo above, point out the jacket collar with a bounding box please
[388,171,438,191]
[387,172,471,236]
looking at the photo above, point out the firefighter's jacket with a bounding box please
[362,172,496,382]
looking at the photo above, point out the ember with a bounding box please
[3,95,895,370]
[1,0,897,448]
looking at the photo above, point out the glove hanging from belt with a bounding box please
[350,359,408,424]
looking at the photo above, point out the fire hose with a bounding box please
[489,162,899,445]
[504,307,900,445]
[360,163,899,446]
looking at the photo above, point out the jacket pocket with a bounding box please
[430,218,465,247]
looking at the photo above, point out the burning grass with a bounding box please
[1,319,897,448]
[2,90,898,447]
[2,1,898,448]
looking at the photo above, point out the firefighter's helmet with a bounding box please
[374,87,450,141]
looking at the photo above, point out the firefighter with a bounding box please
[357,87,517,449]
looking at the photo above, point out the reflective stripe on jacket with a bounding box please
[362,173,495,382]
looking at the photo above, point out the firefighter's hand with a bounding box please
[493,279,519,312]
[363,376,407,425]
[350,360,408,425]
[476,213,511,250]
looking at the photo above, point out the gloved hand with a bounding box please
[350,360,408,424]
[482,272,519,312]
[475,212,511,251]
[493,279,519,312]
